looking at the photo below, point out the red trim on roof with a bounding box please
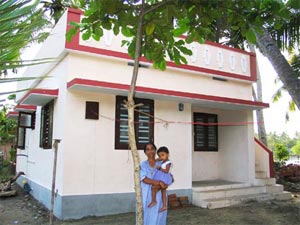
[67,78,269,108]
[7,111,19,117]
[254,137,275,178]
[65,9,256,82]
[14,104,37,112]
[19,89,59,105]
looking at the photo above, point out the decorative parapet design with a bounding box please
[66,8,257,82]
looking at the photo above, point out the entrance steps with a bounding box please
[192,181,291,209]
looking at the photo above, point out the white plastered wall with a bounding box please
[191,107,254,183]
[62,92,192,195]
[67,53,252,101]
[218,110,254,183]
[16,58,68,195]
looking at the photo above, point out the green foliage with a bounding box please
[66,0,291,70]
[267,132,297,152]
[291,140,300,155]
[9,148,17,162]
[0,0,51,74]
[0,107,17,145]
[274,143,290,162]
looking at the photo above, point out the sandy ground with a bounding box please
[0,186,300,225]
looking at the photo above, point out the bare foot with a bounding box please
[159,206,167,212]
[148,202,157,208]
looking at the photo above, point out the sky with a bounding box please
[0,44,299,138]
[255,51,300,138]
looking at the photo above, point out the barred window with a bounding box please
[115,96,154,150]
[40,101,54,149]
[194,113,218,151]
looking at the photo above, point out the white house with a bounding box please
[11,9,290,220]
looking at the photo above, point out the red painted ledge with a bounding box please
[19,89,59,106]
[67,78,269,109]
[14,104,37,112]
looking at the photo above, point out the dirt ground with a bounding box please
[0,185,300,225]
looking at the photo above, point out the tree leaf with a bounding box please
[245,28,256,43]
[121,26,132,37]
[145,23,155,35]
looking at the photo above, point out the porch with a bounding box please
[192,173,290,209]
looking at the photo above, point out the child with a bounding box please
[148,146,173,212]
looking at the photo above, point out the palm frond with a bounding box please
[0,0,52,73]
[272,86,283,102]
[289,100,296,111]
[0,88,32,96]
[0,76,50,84]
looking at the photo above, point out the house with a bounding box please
[286,154,300,165]
[12,9,290,220]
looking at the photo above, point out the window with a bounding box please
[17,127,26,149]
[19,111,35,129]
[85,101,99,120]
[16,111,36,149]
[194,113,218,151]
[40,101,54,149]
[115,96,154,149]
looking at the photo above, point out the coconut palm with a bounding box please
[0,0,51,76]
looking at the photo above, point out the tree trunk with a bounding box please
[127,8,144,225]
[255,30,300,110]
[249,44,267,146]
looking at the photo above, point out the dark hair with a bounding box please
[143,143,157,153]
[157,146,169,154]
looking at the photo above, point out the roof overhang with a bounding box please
[67,78,269,110]
[6,111,19,120]
[14,104,37,112]
[19,89,59,106]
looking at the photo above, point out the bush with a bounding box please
[274,143,289,162]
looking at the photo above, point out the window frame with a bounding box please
[115,96,154,150]
[39,100,54,149]
[85,101,99,120]
[193,112,218,152]
[18,111,36,129]
[16,126,26,150]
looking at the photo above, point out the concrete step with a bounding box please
[193,185,267,200]
[192,183,248,192]
[193,193,275,209]
[253,178,276,186]
[273,191,292,201]
[265,184,284,194]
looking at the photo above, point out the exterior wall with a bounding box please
[191,107,254,183]
[218,110,254,183]
[16,57,68,214]
[62,91,192,195]
[81,33,253,78]
[154,100,193,191]
[67,53,252,101]
[16,11,67,102]
[255,141,270,176]
[192,107,220,181]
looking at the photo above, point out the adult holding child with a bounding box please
[140,143,170,225]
